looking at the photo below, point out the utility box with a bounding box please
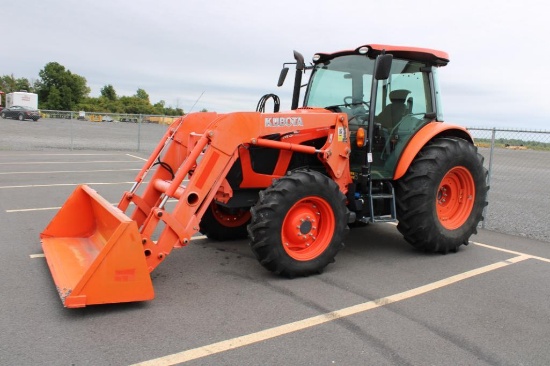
[6,92,39,110]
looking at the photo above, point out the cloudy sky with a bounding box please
[2,0,548,129]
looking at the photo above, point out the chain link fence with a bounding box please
[467,128,550,243]
[1,111,178,152]
[39,110,179,124]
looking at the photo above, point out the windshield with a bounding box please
[304,55,376,108]
[304,53,437,179]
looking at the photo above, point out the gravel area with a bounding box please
[477,147,550,242]
[1,117,548,242]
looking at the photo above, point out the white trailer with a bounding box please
[6,92,39,110]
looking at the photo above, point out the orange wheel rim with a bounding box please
[211,203,251,228]
[436,166,476,230]
[281,196,335,261]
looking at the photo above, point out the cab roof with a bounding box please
[314,44,449,66]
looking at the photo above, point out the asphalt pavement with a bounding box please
[0,150,549,365]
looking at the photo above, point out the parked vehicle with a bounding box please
[5,91,38,110]
[1,105,40,121]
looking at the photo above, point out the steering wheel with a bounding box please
[344,97,370,125]
[343,96,370,109]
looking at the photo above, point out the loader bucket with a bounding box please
[40,185,154,308]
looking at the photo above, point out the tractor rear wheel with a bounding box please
[248,170,348,277]
[199,202,251,241]
[395,137,488,253]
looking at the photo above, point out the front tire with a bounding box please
[248,170,348,277]
[395,137,488,253]
[18,114,25,121]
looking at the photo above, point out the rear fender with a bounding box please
[393,122,473,180]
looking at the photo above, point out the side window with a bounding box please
[375,60,432,116]
[390,71,430,115]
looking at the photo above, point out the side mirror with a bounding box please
[277,67,289,87]
[374,54,393,80]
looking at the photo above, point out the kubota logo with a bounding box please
[265,116,303,127]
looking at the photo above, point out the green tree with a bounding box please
[163,106,184,116]
[45,86,64,110]
[135,88,149,102]
[0,74,34,94]
[100,84,117,101]
[119,95,155,114]
[36,62,90,110]
[15,77,33,92]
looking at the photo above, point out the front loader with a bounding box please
[41,44,488,307]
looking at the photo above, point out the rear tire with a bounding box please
[1,112,5,119]
[199,202,251,241]
[18,114,25,121]
[248,170,348,277]
[395,137,488,253]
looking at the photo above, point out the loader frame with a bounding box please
[116,109,355,273]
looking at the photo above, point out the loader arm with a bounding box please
[40,109,351,307]
[117,112,220,227]
[134,110,352,272]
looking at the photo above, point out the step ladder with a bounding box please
[368,181,397,223]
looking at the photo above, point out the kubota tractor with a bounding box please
[40,44,488,307]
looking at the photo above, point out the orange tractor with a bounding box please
[41,44,488,307]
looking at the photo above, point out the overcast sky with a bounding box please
[2,0,549,130]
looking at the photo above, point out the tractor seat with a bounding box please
[377,89,411,129]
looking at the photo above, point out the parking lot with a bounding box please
[1,149,549,365]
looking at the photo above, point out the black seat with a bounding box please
[376,89,411,129]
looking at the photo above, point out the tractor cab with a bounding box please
[277,44,452,223]
[302,45,449,179]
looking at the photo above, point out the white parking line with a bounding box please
[7,206,62,213]
[126,154,148,161]
[0,169,141,175]
[0,153,126,156]
[0,160,142,165]
[131,255,532,366]
[0,182,135,189]
[472,241,550,263]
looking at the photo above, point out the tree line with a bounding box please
[0,62,185,116]
[476,138,550,151]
